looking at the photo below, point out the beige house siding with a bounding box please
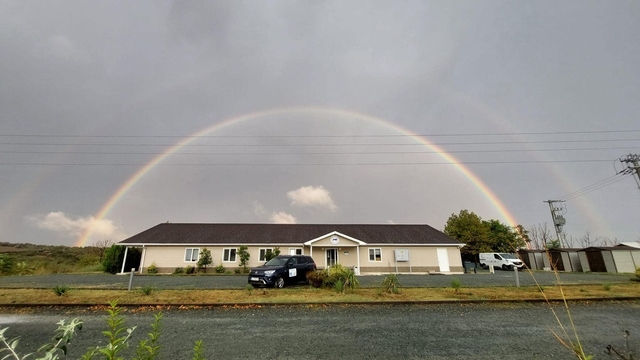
[137,243,463,274]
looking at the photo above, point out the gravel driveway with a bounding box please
[0,271,633,290]
[1,302,639,359]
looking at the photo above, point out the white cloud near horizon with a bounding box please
[270,211,297,224]
[27,211,126,243]
[287,186,337,212]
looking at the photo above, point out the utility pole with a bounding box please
[618,154,640,191]
[544,200,566,248]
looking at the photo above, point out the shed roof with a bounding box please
[118,223,462,246]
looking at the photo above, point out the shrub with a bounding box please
[333,279,344,293]
[245,284,254,293]
[603,283,611,291]
[234,269,241,274]
[173,267,185,275]
[381,273,400,294]
[141,285,155,296]
[636,267,640,279]
[215,264,225,274]
[325,264,359,293]
[147,263,158,274]
[0,255,15,275]
[307,270,327,288]
[13,262,32,275]
[185,265,196,275]
[53,285,68,296]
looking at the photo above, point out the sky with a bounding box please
[1,1,639,247]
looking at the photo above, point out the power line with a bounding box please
[1,129,640,138]
[0,159,617,166]
[558,174,632,201]
[1,138,639,147]
[1,146,635,156]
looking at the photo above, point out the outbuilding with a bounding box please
[578,245,640,273]
[118,223,465,275]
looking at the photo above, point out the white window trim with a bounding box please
[223,248,238,262]
[184,248,200,262]
[368,248,382,262]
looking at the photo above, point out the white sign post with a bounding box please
[394,249,411,274]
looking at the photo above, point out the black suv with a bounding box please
[248,255,316,288]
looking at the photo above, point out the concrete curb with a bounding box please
[1,296,639,309]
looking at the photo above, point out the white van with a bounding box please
[479,253,524,270]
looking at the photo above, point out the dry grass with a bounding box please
[0,283,638,306]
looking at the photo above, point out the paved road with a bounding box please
[0,271,633,290]
[1,302,638,359]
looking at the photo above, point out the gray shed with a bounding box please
[517,249,546,270]
[547,248,583,272]
[578,246,640,273]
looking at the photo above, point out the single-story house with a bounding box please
[118,223,465,275]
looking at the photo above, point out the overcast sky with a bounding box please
[1,1,639,247]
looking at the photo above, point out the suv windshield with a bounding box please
[264,256,290,266]
[500,253,517,259]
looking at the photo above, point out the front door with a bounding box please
[437,248,450,272]
[326,249,338,267]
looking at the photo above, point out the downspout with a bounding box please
[120,246,129,274]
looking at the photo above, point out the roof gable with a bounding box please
[303,231,367,246]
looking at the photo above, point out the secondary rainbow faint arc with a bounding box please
[76,107,519,246]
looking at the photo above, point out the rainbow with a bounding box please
[75,107,519,246]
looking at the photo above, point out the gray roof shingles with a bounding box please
[118,223,462,246]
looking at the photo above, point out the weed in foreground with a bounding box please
[0,300,206,360]
[520,250,592,360]
[52,285,68,296]
[141,285,155,296]
[381,273,400,294]
[450,278,462,294]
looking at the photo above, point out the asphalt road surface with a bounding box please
[0,271,633,290]
[1,302,638,359]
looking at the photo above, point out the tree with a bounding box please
[197,248,212,273]
[264,247,281,262]
[528,223,552,250]
[444,210,491,262]
[238,245,250,273]
[444,210,527,262]
[546,239,561,249]
[93,239,114,262]
[485,220,526,252]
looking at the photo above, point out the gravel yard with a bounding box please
[1,302,638,359]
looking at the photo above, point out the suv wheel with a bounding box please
[275,277,285,288]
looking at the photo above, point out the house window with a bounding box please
[184,248,200,262]
[223,248,237,262]
[369,248,382,262]
[289,248,303,255]
[259,248,273,262]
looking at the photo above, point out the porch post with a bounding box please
[356,245,361,275]
[139,246,146,274]
[120,246,129,274]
